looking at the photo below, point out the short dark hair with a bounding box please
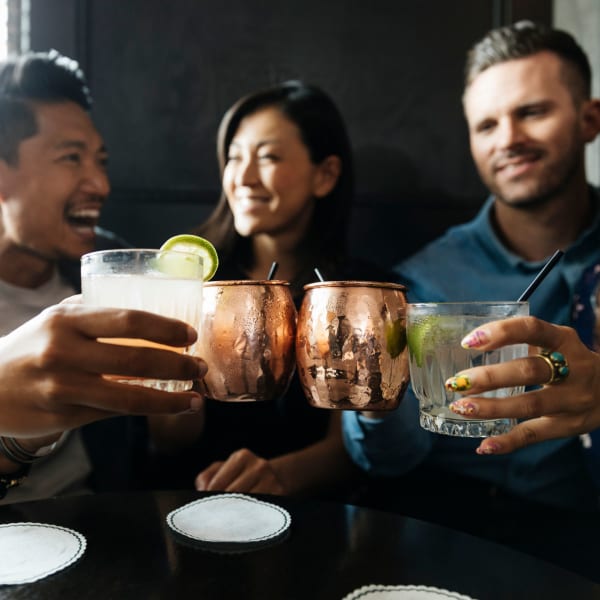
[464,20,592,100]
[195,80,354,268]
[0,49,92,164]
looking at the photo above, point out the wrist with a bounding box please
[15,433,63,455]
[0,433,65,468]
[0,433,65,499]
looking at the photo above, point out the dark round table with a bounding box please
[0,490,598,599]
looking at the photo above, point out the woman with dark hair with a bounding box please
[150,81,389,497]
[196,80,355,297]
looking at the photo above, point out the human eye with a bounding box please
[519,104,549,119]
[61,152,82,165]
[475,119,496,134]
[258,152,279,162]
[98,154,109,170]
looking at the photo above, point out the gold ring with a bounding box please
[538,349,569,385]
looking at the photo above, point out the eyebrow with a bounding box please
[229,138,281,149]
[53,140,108,154]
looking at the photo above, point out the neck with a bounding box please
[247,231,308,282]
[0,240,56,288]
[492,179,592,262]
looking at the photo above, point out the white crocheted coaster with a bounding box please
[166,493,291,551]
[342,585,477,600]
[0,522,86,585]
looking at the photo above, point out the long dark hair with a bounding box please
[194,80,354,273]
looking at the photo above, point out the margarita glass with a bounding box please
[81,248,203,391]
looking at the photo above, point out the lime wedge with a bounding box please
[385,319,407,359]
[407,315,465,367]
[407,316,441,368]
[160,234,219,281]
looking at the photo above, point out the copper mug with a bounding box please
[296,281,409,410]
[194,280,297,402]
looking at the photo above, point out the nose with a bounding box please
[81,161,110,197]
[496,116,527,150]
[234,156,259,187]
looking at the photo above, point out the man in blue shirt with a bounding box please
[343,21,600,579]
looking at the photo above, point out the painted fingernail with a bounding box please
[461,329,489,348]
[449,399,478,415]
[445,375,472,392]
[476,441,500,455]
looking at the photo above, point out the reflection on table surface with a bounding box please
[0,490,598,599]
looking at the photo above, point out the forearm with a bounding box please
[343,390,431,477]
[269,413,359,496]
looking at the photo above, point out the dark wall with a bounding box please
[29,0,551,268]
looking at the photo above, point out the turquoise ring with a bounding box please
[538,349,569,385]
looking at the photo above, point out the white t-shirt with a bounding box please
[0,270,93,504]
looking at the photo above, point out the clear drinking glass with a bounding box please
[407,301,529,437]
[81,249,203,391]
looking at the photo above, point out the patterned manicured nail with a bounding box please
[461,329,489,349]
[476,441,500,455]
[449,399,478,415]
[445,375,472,392]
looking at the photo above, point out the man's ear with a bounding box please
[0,159,13,204]
[581,98,600,143]
[313,155,341,199]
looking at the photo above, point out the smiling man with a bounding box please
[0,50,125,504]
[0,50,110,325]
[342,21,600,578]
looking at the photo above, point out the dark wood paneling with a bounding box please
[28,0,552,264]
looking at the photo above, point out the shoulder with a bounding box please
[338,256,398,283]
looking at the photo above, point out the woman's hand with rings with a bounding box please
[443,316,600,455]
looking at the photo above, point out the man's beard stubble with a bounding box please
[486,144,585,211]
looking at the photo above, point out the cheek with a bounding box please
[222,168,235,194]
[469,141,489,170]
[271,169,313,198]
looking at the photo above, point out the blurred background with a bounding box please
[2,0,599,268]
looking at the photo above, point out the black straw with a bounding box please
[267,261,279,280]
[517,249,564,302]
[314,268,325,282]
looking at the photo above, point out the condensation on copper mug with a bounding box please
[195,280,297,402]
[296,281,410,410]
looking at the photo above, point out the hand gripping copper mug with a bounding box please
[296,281,409,410]
[194,280,297,402]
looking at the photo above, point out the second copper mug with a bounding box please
[296,281,409,410]
[195,280,297,402]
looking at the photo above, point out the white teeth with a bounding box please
[68,208,100,218]
[238,197,268,208]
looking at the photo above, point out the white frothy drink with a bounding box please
[81,250,203,392]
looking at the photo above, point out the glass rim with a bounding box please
[81,248,204,261]
[204,279,290,287]
[408,301,528,307]
[304,280,406,291]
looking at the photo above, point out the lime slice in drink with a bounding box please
[385,319,407,359]
[407,315,464,367]
[407,316,441,368]
[159,234,219,281]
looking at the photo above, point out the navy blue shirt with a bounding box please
[343,189,600,511]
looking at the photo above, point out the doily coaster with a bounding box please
[0,522,86,585]
[342,584,478,600]
[166,493,291,552]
